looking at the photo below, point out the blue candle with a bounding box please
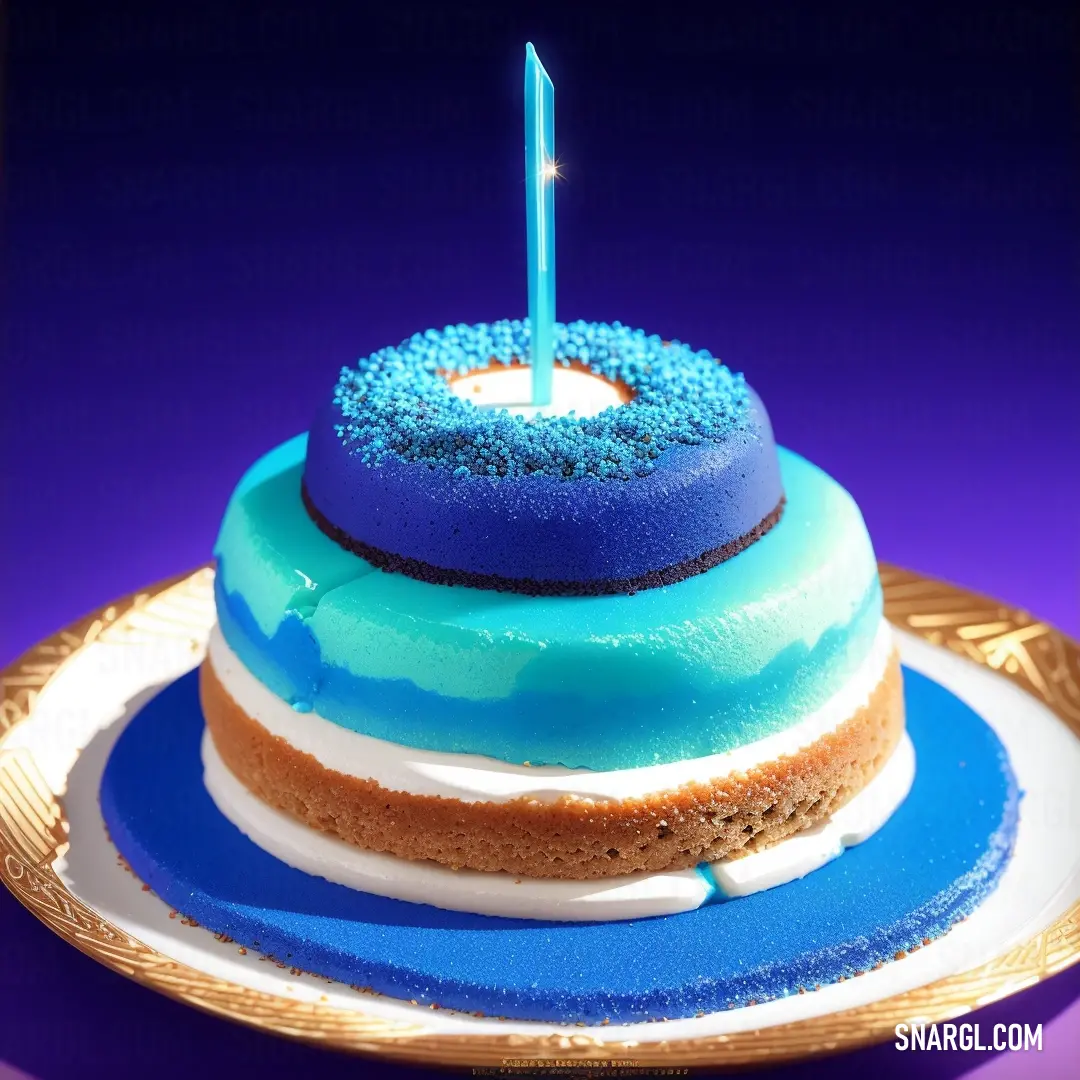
[524,42,556,406]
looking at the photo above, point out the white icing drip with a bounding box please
[711,732,916,896]
[207,619,895,803]
[202,730,915,922]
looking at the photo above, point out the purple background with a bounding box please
[3,2,1078,1077]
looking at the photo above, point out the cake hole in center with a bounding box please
[447,361,632,420]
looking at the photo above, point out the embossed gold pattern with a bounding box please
[1,565,1078,1066]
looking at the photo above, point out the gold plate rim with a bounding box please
[2,563,1079,1067]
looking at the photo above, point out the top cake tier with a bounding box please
[302,320,784,596]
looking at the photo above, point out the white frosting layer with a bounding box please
[202,730,915,922]
[207,618,895,803]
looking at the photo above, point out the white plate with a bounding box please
[2,566,1079,1067]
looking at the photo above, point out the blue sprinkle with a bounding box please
[332,320,751,481]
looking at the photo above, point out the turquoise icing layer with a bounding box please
[214,434,368,641]
[213,438,883,770]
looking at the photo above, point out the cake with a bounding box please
[199,319,908,904]
[96,45,1019,1019]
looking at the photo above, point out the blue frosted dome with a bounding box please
[302,320,785,595]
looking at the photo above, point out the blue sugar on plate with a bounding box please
[100,667,1019,1024]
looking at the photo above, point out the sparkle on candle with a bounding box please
[524,42,556,407]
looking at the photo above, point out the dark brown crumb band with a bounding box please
[300,481,786,597]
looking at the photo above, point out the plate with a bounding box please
[2,565,1079,1068]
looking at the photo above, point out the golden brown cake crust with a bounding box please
[200,655,905,880]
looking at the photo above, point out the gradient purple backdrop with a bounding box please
[3,3,1078,1078]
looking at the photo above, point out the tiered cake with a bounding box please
[199,319,909,918]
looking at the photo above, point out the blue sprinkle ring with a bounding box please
[331,320,750,481]
[302,320,786,595]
